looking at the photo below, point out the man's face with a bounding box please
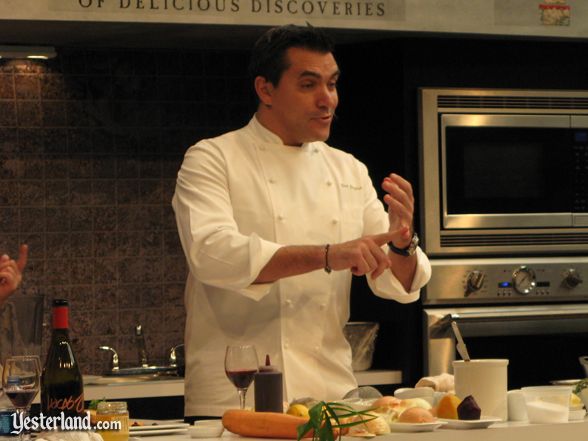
[263,47,340,146]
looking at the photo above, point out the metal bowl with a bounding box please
[579,356,588,377]
[343,322,379,371]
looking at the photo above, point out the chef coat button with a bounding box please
[319,303,326,310]
[285,299,293,307]
[269,178,275,184]
[326,181,332,186]
[259,146,266,151]
[277,215,285,221]
[284,341,289,349]
[313,148,319,153]
[313,345,320,353]
[331,219,338,225]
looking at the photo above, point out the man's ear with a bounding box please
[254,76,274,107]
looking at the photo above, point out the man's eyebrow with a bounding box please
[299,69,341,80]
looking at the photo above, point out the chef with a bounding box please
[172,24,431,420]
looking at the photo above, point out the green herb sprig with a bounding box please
[573,378,588,395]
[296,401,377,441]
[88,398,106,410]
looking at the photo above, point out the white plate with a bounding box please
[130,423,190,432]
[438,416,501,429]
[550,379,582,386]
[130,428,188,436]
[389,421,447,432]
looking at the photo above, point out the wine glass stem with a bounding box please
[238,388,248,409]
[18,408,25,441]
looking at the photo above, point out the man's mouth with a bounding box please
[313,114,333,122]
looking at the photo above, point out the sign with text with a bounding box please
[0,0,585,37]
[44,0,406,23]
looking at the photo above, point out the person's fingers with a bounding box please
[17,244,28,272]
[361,246,378,274]
[371,229,403,247]
[386,197,412,222]
[390,174,413,198]
[0,265,17,287]
[383,179,413,209]
[370,249,391,279]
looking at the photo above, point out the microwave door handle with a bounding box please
[448,310,588,337]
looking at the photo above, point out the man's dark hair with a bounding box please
[248,24,335,86]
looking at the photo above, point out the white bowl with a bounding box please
[394,387,435,405]
[189,420,224,438]
[521,386,571,423]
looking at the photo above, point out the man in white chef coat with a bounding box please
[173,24,431,419]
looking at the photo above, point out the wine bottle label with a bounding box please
[46,394,85,414]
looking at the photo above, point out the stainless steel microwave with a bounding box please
[419,88,588,256]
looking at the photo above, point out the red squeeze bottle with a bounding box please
[254,354,284,412]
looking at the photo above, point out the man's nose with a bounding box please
[316,85,337,109]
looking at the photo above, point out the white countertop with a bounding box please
[84,369,401,401]
[32,370,403,403]
[131,419,588,441]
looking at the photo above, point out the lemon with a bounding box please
[287,403,309,417]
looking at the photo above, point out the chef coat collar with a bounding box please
[250,114,315,151]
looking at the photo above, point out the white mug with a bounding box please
[507,389,528,421]
[453,359,509,421]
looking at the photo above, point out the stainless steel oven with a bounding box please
[419,88,588,257]
[423,256,588,389]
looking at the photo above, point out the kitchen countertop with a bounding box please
[32,370,402,403]
[132,419,588,441]
[83,370,401,401]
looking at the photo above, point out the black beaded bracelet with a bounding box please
[324,244,332,273]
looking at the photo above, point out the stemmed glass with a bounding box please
[224,345,259,409]
[1,356,41,441]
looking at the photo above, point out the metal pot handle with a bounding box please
[579,356,588,366]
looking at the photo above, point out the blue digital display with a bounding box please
[499,282,511,288]
[574,131,588,143]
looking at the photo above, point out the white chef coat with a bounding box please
[172,116,431,417]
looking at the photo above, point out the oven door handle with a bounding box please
[430,309,588,338]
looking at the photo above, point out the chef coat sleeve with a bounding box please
[355,161,432,302]
[368,247,431,302]
[172,141,283,301]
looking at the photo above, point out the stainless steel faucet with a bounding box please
[135,324,149,368]
[168,343,184,367]
[98,346,120,372]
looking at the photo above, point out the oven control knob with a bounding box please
[512,266,536,295]
[465,270,485,296]
[562,269,583,289]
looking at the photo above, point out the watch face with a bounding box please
[407,233,419,255]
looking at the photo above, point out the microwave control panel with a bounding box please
[425,256,588,304]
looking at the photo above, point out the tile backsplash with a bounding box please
[0,48,255,374]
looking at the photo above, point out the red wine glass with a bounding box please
[224,345,259,409]
[2,355,41,441]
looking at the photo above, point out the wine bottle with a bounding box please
[41,299,85,418]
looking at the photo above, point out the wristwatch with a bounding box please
[388,233,419,257]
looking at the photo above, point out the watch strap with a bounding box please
[388,233,419,257]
